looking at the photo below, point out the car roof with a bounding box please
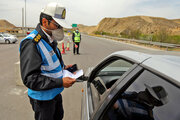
[110,50,180,84]
[142,55,180,84]
[110,50,151,63]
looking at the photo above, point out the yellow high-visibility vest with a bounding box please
[73,31,80,42]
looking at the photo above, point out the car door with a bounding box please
[98,69,180,120]
[0,34,5,43]
[83,55,140,120]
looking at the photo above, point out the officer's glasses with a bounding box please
[49,20,63,29]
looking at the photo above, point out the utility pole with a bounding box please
[22,8,24,32]
[25,0,26,29]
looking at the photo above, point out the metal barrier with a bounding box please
[101,35,180,51]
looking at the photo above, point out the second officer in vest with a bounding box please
[19,2,75,120]
[72,28,81,55]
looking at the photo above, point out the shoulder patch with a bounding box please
[33,34,41,43]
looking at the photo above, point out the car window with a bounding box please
[101,70,180,120]
[90,58,134,111]
[3,34,10,37]
[96,59,133,89]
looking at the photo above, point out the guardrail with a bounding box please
[100,35,180,51]
[12,33,27,37]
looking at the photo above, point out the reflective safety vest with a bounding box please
[19,30,64,100]
[73,31,81,43]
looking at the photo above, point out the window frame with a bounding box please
[86,55,142,119]
[90,65,143,120]
[96,65,180,120]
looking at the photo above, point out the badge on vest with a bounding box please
[33,34,41,43]
[49,50,55,56]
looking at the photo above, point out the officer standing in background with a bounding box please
[72,28,81,55]
[19,2,75,120]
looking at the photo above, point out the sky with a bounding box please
[0,0,180,27]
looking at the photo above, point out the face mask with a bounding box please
[51,28,64,41]
[41,26,64,41]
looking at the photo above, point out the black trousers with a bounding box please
[29,94,64,120]
[73,42,80,54]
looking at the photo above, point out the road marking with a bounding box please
[9,88,22,95]
[15,61,20,64]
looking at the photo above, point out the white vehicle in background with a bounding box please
[0,33,18,44]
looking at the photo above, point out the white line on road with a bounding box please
[9,88,22,96]
[15,61,20,64]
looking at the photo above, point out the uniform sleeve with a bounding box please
[72,32,75,42]
[20,39,63,91]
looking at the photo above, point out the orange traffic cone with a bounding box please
[61,42,65,54]
[66,41,70,51]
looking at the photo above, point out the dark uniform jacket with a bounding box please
[20,24,64,91]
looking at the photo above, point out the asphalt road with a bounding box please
[0,35,179,120]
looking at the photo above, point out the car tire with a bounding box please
[5,40,10,44]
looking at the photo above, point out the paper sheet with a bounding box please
[63,69,83,79]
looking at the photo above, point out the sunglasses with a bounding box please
[49,20,63,29]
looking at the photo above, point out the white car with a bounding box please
[0,33,18,44]
[80,51,180,120]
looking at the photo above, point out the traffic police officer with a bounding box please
[72,28,81,55]
[19,2,75,120]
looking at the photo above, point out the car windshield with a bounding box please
[99,66,130,76]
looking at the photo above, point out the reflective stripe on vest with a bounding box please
[20,29,64,100]
[74,31,80,42]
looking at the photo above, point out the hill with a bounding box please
[79,16,180,35]
[172,19,180,24]
[0,19,16,29]
[78,24,97,34]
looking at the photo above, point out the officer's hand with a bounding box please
[64,64,73,70]
[62,77,76,88]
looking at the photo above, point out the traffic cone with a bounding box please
[66,41,70,51]
[61,42,65,54]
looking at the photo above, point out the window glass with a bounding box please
[90,58,134,111]
[101,70,180,120]
[96,59,133,89]
[3,34,10,37]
